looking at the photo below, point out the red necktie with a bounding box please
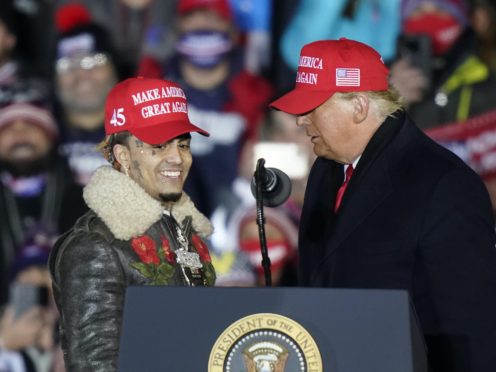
[334,165,354,212]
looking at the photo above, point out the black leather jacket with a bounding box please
[49,166,215,371]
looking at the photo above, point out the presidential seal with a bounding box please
[208,313,323,372]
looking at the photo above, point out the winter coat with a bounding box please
[300,110,496,371]
[49,166,215,372]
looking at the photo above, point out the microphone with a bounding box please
[251,159,292,207]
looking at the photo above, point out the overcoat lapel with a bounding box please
[308,111,406,283]
[332,160,392,250]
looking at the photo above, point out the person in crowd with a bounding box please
[0,80,86,307]
[52,3,121,185]
[390,0,496,214]
[470,0,496,70]
[390,0,496,125]
[49,77,216,371]
[0,3,21,86]
[276,0,401,94]
[7,0,58,79]
[210,248,256,287]
[0,229,63,372]
[223,110,315,286]
[229,0,273,76]
[270,38,496,371]
[140,0,273,218]
[56,0,178,78]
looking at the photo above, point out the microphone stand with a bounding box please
[254,158,272,287]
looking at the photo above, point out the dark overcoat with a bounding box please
[299,110,496,372]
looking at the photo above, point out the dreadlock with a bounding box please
[97,131,132,171]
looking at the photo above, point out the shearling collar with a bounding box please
[83,166,213,240]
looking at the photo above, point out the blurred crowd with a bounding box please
[0,0,495,370]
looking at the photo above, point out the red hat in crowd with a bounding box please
[54,2,119,72]
[270,38,390,115]
[401,0,470,25]
[54,2,92,33]
[177,0,232,20]
[104,77,209,144]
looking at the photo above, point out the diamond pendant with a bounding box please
[176,249,203,270]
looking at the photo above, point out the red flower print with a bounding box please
[192,234,211,263]
[131,235,159,264]
[160,236,176,264]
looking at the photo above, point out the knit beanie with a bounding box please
[0,80,58,140]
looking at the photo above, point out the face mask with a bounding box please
[176,30,233,69]
[403,14,462,56]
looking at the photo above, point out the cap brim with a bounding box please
[130,120,209,145]
[269,89,334,115]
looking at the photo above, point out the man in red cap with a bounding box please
[139,0,273,221]
[48,77,216,371]
[53,3,121,186]
[270,38,496,371]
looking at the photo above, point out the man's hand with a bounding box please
[390,58,429,105]
[0,306,45,350]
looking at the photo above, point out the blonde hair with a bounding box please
[335,86,405,121]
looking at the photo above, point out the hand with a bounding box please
[389,58,430,105]
[0,306,45,350]
[36,309,57,351]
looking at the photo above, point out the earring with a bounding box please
[123,166,130,177]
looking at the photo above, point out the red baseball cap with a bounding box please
[270,38,390,115]
[104,77,209,145]
[177,0,232,20]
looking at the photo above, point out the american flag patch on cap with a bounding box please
[336,68,360,86]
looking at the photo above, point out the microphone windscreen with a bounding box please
[251,167,292,207]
